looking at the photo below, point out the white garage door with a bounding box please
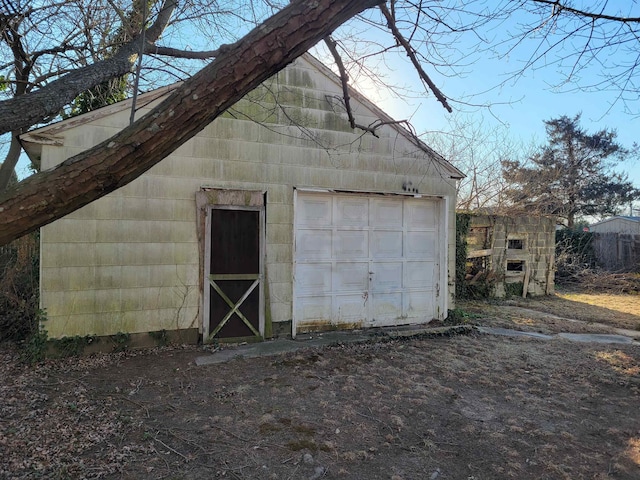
[293,191,443,333]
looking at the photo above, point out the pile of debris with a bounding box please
[558,269,640,294]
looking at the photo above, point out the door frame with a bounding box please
[197,189,265,342]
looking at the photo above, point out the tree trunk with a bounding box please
[0,131,24,191]
[0,0,382,246]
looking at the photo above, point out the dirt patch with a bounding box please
[1,322,639,479]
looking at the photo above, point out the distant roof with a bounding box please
[590,216,640,227]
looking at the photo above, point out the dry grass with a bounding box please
[557,290,640,319]
[460,290,640,333]
[2,290,639,479]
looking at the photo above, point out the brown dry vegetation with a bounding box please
[459,288,640,335]
[1,292,639,480]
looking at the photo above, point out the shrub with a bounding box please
[555,229,596,281]
[0,234,40,342]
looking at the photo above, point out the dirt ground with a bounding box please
[1,291,639,480]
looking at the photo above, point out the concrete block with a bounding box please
[120,265,151,288]
[41,242,96,268]
[95,243,122,266]
[266,262,293,284]
[174,242,198,265]
[266,244,292,263]
[266,203,293,225]
[92,196,124,220]
[94,265,122,289]
[269,281,293,304]
[94,288,122,313]
[267,223,292,245]
[269,301,292,324]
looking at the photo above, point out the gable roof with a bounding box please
[21,53,463,180]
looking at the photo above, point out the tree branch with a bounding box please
[146,45,222,59]
[0,0,177,135]
[532,0,640,23]
[0,0,382,245]
[379,3,452,113]
[323,36,356,129]
[324,35,404,138]
[0,131,24,191]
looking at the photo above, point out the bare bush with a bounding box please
[0,233,40,341]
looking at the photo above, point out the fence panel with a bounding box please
[592,233,640,272]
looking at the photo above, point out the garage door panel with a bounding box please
[371,292,403,324]
[294,192,442,332]
[295,263,332,294]
[405,201,436,227]
[406,231,436,258]
[336,198,368,227]
[371,199,403,227]
[335,262,368,291]
[371,262,403,291]
[297,196,332,226]
[406,290,432,317]
[296,229,332,260]
[405,261,434,288]
[295,295,332,322]
[334,230,368,259]
[371,231,403,258]
[335,294,367,323]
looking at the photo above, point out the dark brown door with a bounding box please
[207,208,261,340]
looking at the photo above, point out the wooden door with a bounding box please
[206,207,263,341]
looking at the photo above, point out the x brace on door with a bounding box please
[207,273,261,341]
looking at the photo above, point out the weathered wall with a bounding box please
[466,215,555,297]
[592,233,640,271]
[37,56,459,338]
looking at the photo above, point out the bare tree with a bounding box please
[499,0,640,114]
[421,114,530,211]
[0,0,386,245]
[0,0,271,189]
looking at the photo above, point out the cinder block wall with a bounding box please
[468,215,555,297]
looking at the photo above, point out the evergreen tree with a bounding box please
[502,114,638,228]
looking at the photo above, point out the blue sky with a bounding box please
[338,1,639,191]
[360,49,639,185]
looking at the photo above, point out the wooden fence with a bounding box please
[592,233,640,272]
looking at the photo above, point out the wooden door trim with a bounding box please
[197,189,265,342]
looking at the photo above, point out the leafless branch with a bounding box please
[378,3,452,113]
[147,45,222,59]
[533,0,640,23]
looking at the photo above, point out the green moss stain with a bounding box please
[322,111,352,132]
[278,88,304,107]
[287,68,315,88]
